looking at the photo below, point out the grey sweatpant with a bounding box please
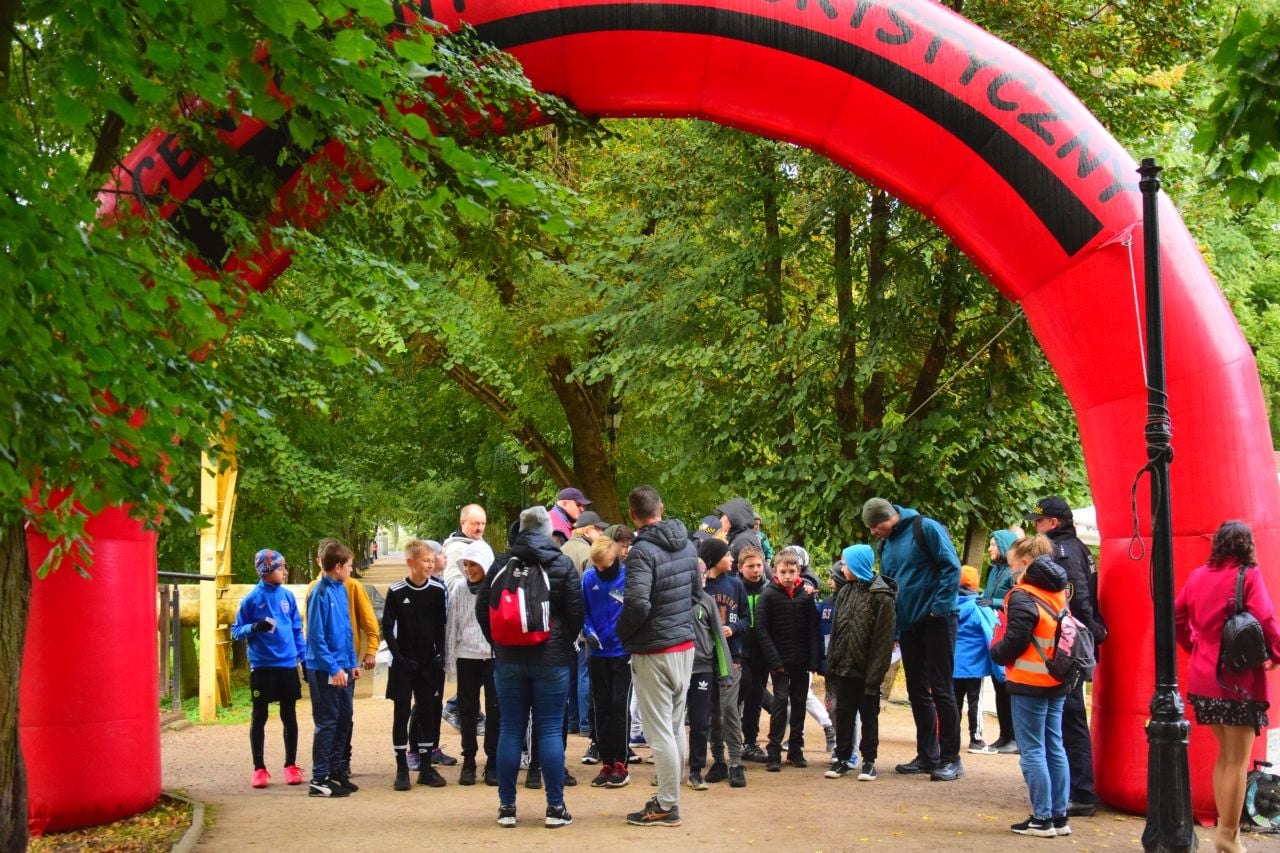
[631,648,694,810]
[710,662,743,765]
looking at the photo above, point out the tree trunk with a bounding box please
[544,355,621,523]
[0,519,31,851]
[831,183,859,460]
[861,189,891,429]
[179,626,199,700]
[905,243,963,419]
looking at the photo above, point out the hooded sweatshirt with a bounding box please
[715,497,762,564]
[616,518,700,654]
[877,505,962,634]
[983,530,1017,610]
[954,587,999,679]
[231,580,305,669]
[692,589,732,678]
[704,569,749,661]
[989,554,1071,698]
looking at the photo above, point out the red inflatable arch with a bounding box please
[22,0,1280,831]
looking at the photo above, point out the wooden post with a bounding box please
[198,440,238,722]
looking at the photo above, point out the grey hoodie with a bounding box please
[715,497,762,564]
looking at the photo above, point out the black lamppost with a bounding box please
[518,462,530,510]
[605,402,623,453]
[1139,157,1196,853]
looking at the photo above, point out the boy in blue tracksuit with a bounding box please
[306,540,359,798]
[953,565,1000,753]
[231,549,306,789]
[582,535,631,788]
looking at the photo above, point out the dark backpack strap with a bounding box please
[1235,564,1248,615]
[1028,597,1062,667]
[912,515,945,574]
[1218,564,1253,696]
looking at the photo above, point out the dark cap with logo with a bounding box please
[556,487,591,505]
[573,510,605,529]
[1024,496,1073,522]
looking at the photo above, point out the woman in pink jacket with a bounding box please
[1175,520,1280,853]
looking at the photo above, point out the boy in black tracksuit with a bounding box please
[702,538,750,786]
[735,546,771,763]
[383,540,448,790]
[755,549,821,771]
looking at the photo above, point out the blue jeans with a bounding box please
[1010,692,1070,819]
[495,661,570,807]
[306,669,353,781]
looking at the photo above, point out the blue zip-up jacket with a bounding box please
[306,575,357,677]
[704,571,749,661]
[231,581,305,669]
[953,589,1000,678]
[582,561,627,658]
[878,506,962,634]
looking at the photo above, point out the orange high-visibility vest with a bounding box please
[1003,583,1068,688]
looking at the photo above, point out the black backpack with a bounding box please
[1219,565,1270,686]
[488,557,552,647]
[1030,598,1097,692]
[878,514,947,573]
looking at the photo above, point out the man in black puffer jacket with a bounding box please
[616,485,700,828]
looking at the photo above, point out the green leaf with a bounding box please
[351,0,395,26]
[401,112,432,141]
[192,0,227,26]
[53,94,93,132]
[452,194,490,223]
[394,35,435,65]
[333,29,377,62]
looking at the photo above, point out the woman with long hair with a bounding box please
[1175,520,1280,852]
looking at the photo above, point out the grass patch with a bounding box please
[29,794,192,852]
[160,669,256,725]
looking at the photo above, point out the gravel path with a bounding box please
[160,686,1263,851]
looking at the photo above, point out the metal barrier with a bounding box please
[158,571,214,707]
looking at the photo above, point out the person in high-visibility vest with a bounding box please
[989,535,1071,839]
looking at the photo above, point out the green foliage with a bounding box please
[1195,8,1280,206]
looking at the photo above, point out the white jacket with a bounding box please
[446,573,492,671]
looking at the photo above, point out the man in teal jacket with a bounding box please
[863,498,963,783]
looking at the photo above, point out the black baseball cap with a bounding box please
[1024,496,1073,522]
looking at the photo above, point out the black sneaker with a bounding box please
[606,762,631,787]
[687,771,707,790]
[332,772,359,793]
[545,804,573,828]
[563,769,578,787]
[626,795,682,827]
[433,747,459,767]
[484,765,498,787]
[497,803,517,828]
[705,761,728,783]
[786,752,808,769]
[308,777,350,798]
[728,764,747,787]
[459,764,477,786]
[582,743,601,765]
[393,768,411,791]
[417,766,447,787]
[1011,815,1056,837]
[929,759,964,782]
[741,744,768,763]
[1052,816,1071,836]
[857,762,878,781]
[824,760,852,779]
[626,748,643,765]
[996,739,1020,755]
[1066,801,1097,817]
[525,768,542,789]
[765,752,782,772]
[895,756,938,774]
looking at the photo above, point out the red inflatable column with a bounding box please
[21,508,161,835]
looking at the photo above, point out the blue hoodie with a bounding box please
[582,560,627,658]
[231,581,305,669]
[878,506,962,634]
[306,574,357,677]
[953,589,1000,678]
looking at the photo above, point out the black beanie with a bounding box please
[699,538,730,569]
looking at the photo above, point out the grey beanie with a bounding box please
[862,497,896,527]
[519,505,553,537]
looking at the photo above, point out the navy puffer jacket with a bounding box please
[616,519,700,654]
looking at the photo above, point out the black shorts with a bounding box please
[251,666,302,703]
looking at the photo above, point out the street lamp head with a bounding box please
[606,401,623,430]
[518,462,530,476]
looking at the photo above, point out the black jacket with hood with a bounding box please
[989,554,1071,698]
[1044,524,1107,645]
[475,507,583,667]
[826,573,897,689]
[716,497,762,565]
[615,518,700,654]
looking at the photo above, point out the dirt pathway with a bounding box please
[161,689,1271,852]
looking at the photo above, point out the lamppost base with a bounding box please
[1142,712,1197,852]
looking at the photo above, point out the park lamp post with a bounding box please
[518,461,530,510]
[605,401,623,453]
[1139,157,1196,853]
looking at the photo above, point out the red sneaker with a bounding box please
[252,768,271,788]
[283,765,304,785]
